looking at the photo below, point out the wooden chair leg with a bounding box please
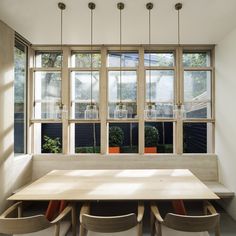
[215,223,221,236]
[54,224,60,236]
[71,203,77,236]
[79,225,87,236]
[137,221,143,236]
[150,208,155,236]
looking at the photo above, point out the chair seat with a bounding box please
[14,220,71,236]
[160,225,210,236]
[87,226,138,236]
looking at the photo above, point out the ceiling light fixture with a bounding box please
[174,2,186,119]
[114,2,128,119]
[84,2,99,119]
[57,2,67,119]
[144,2,157,120]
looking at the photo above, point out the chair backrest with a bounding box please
[81,213,138,233]
[163,213,220,232]
[0,215,51,234]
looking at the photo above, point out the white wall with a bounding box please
[215,27,236,220]
[0,20,32,213]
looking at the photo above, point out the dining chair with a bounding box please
[79,202,145,236]
[150,201,220,236]
[0,201,74,236]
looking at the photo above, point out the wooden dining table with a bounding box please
[8,169,219,201]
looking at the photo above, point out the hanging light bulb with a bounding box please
[114,2,128,119]
[57,2,67,120]
[144,3,157,119]
[173,3,186,119]
[85,2,99,119]
[144,2,157,119]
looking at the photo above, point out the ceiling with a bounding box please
[0,0,236,45]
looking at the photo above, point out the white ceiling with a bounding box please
[0,0,236,45]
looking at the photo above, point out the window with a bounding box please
[70,52,101,153]
[33,51,62,119]
[109,123,138,153]
[183,51,213,153]
[14,40,27,154]
[32,51,62,154]
[30,47,214,155]
[144,52,175,154]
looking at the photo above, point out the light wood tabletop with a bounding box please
[8,169,219,201]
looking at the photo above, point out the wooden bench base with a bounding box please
[204,181,234,198]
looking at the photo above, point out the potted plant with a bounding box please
[109,126,124,153]
[145,126,159,153]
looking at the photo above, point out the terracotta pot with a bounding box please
[145,147,157,153]
[109,147,120,153]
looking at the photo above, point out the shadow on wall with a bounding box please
[0,155,32,213]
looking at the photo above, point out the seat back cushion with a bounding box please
[171,200,187,215]
[45,200,67,221]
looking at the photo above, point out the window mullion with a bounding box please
[62,47,70,154]
[138,47,145,154]
[176,46,184,154]
[100,46,108,154]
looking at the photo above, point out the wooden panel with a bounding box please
[32,155,218,181]
[9,169,219,201]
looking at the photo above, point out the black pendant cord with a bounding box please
[148,8,151,104]
[90,7,93,106]
[119,7,122,105]
[178,8,180,46]
[175,3,182,108]
[60,7,63,105]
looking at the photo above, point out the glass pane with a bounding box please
[146,70,174,118]
[41,123,62,153]
[71,71,99,119]
[184,71,211,118]
[108,71,137,118]
[71,53,101,68]
[184,102,211,119]
[183,52,211,67]
[108,52,139,67]
[144,53,174,67]
[145,122,173,153]
[34,71,61,119]
[183,123,213,153]
[35,51,62,68]
[14,42,26,153]
[75,123,100,153]
[109,123,138,153]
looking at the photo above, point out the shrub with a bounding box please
[145,126,159,147]
[42,135,62,153]
[109,126,124,147]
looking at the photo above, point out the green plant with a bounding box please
[109,126,124,147]
[42,135,62,153]
[145,126,159,147]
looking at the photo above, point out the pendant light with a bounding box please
[173,2,186,119]
[144,2,157,119]
[57,2,67,119]
[84,2,99,119]
[114,2,128,119]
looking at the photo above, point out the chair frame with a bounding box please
[79,202,145,236]
[150,201,220,236]
[0,201,76,236]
